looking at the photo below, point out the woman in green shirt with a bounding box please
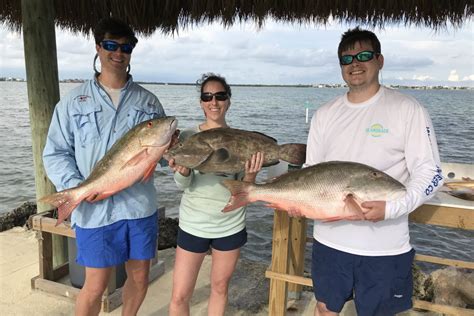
[168,73,263,316]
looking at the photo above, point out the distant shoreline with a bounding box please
[1,78,473,90]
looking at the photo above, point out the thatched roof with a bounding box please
[1,0,472,35]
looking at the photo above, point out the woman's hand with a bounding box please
[243,152,264,182]
[168,158,191,177]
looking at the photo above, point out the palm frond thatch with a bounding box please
[0,0,472,36]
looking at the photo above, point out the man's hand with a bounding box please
[360,201,386,222]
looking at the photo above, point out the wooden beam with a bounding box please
[288,216,307,299]
[415,254,474,269]
[37,231,54,280]
[32,277,81,299]
[266,269,313,287]
[410,204,474,230]
[52,262,70,281]
[412,299,474,316]
[31,214,75,238]
[21,0,66,267]
[268,210,291,316]
[30,260,165,312]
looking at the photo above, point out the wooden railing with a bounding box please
[28,208,166,313]
[265,194,474,316]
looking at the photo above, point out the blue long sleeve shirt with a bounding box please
[43,75,166,228]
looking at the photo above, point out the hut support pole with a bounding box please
[21,0,66,266]
[268,210,291,315]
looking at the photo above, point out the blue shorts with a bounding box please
[177,227,247,253]
[75,212,158,268]
[311,240,415,316]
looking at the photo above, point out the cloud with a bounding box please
[1,20,473,86]
[462,75,474,81]
[412,74,434,81]
[448,70,460,82]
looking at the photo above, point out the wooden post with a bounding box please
[21,0,66,266]
[268,210,291,316]
[288,216,307,299]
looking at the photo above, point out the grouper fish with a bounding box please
[164,128,306,173]
[40,116,178,226]
[222,161,406,221]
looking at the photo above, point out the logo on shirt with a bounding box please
[366,123,389,137]
[75,95,91,102]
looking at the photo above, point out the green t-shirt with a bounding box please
[174,127,246,238]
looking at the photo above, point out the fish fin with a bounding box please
[445,188,474,201]
[40,190,81,226]
[213,148,231,162]
[262,160,280,168]
[85,190,115,203]
[444,180,474,190]
[121,149,148,170]
[264,203,280,209]
[249,131,278,143]
[141,162,157,182]
[279,143,307,165]
[343,194,365,220]
[321,216,344,222]
[221,180,253,212]
[85,192,100,202]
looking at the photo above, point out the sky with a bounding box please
[1,19,473,87]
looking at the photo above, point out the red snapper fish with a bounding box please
[40,116,178,225]
[222,161,406,221]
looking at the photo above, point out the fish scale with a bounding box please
[40,116,178,225]
[222,161,406,221]
[165,127,306,174]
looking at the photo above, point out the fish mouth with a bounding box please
[169,117,178,131]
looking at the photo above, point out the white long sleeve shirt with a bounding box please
[305,86,443,256]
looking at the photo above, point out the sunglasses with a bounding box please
[100,40,135,54]
[200,91,229,102]
[340,51,378,65]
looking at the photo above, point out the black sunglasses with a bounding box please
[340,51,378,65]
[100,40,135,54]
[200,91,229,102]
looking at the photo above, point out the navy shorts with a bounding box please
[311,240,415,316]
[75,212,158,268]
[177,227,247,253]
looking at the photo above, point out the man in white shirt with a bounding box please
[306,27,443,316]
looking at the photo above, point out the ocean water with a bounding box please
[1,81,473,268]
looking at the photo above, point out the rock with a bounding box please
[158,216,178,250]
[413,263,434,301]
[0,202,37,232]
[430,267,474,308]
[228,257,270,314]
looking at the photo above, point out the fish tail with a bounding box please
[39,189,81,226]
[221,180,253,212]
[279,143,306,165]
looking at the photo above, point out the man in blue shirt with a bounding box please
[43,17,166,315]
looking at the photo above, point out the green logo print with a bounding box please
[366,123,388,137]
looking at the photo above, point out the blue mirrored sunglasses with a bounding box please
[100,40,135,54]
[340,51,378,65]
